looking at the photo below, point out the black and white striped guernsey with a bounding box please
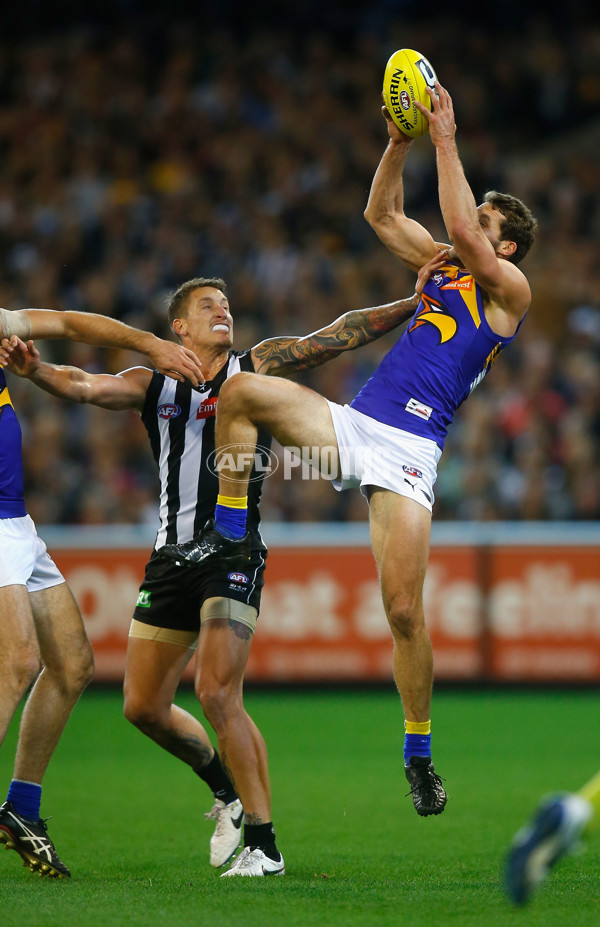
[141,350,270,550]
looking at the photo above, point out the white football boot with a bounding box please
[220,846,285,877]
[205,798,244,867]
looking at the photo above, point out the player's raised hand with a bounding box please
[415,82,456,145]
[381,99,414,146]
[147,339,204,385]
[415,249,450,297]
[1,335,42,377]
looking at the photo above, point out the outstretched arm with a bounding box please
[416,83,530,322]
[364,106,448,272]
[2,337,150,411]
[0,307,203,385]
[250,251,446,377]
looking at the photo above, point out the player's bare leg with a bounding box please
[123,636,242,866]
[195,613,271,823]
[124,637,215,765]
[196,609,283,875]
[368,489,433,720]
[0,585,40,747]
[215,373,339,498]
[369,488,446,816]
[13,583,94,783]
[0,582,92,878]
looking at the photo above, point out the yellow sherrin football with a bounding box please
[382,48,438,138]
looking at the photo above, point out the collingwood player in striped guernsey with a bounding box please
[2,263,433,877]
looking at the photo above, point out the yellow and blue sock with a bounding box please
[404,720,431,765]
[7,779,42,821]
[214,494,248,539]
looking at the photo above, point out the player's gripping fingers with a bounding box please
[182,347,205,382]
[423,248,450,274]
[0,338,10,365]
[154,345,204,386]
[381,99,413,144]
[3,336,40,375]
[431,83,454,118]
[417,85,455,140]
[175,347,204,386]
[415,249,449,295]
[155,366,185,383]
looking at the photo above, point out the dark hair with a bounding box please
[166,277,228,327]
[483,192,538,264]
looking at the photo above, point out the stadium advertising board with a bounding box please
[44,524,600,684]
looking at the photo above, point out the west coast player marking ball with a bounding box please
[382,48,437,138]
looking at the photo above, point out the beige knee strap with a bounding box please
[201,597,258,633]
[0,308,32,341]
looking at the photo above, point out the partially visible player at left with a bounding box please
[0,306,202,878]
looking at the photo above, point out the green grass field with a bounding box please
[1,689,599,926]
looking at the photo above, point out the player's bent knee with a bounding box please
[7,648,41,697]
[72,638,95,680]
[123,693,167,730]
[386,599,424,641]
[196,682,239,729]
[219,371,256,410]
[66,651,95,697]
[47,640,95,698]
[76,645,95,691]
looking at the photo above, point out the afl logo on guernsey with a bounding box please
[228,571,249,584]
[402,465,423,479]
[158,403,181,420]
[197,397,218,419]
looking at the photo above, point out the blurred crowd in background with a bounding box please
[2,1,599,527]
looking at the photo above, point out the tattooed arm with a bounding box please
[251,298,416,377]
[250,250,447,377]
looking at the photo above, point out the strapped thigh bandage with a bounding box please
[201,597,258,633]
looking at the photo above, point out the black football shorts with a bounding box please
[132,547,268,632]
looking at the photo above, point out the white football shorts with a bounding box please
[325,400,442,513]
[0,514,65,592]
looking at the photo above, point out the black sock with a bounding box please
[194,750,237,805]
[244,822,280,861]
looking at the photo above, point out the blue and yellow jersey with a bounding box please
[0,366,27,518]
[351,262,524,449]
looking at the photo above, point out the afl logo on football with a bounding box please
[158,403,181,420]
[400,90,411,110]
[402,465,423,479]
[228,572,249,584]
